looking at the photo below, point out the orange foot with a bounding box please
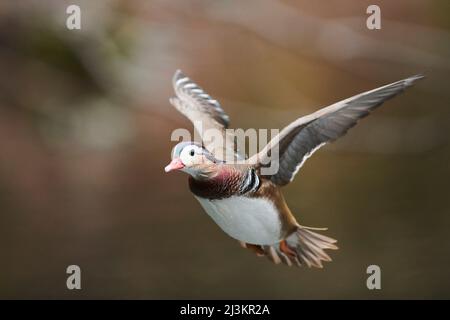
[243,243,265,256]
[279,240,296,258]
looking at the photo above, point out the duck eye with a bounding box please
[189,149,195,156]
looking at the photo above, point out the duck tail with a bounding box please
[259,226,338,268]
[289,226,338,268]
[241,226,338,268]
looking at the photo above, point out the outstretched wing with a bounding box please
[170,70,239,161]
[248,75,424,186]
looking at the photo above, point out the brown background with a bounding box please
[0,0,449,299]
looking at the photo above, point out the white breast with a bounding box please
[194,196,283,245]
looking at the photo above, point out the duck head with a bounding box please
[165,142,219,179]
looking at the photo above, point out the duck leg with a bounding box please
[240,241,265,256]
[279,240,297,258]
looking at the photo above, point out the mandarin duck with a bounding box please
[165,70,423,268]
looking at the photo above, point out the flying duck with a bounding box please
[165,70,423,268]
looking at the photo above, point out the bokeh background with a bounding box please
[0,0,449,299]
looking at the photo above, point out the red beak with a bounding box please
[164,158,185,172]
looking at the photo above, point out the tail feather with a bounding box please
[286,227,338,268]
[242,226,338,268]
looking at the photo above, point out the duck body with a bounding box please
[189,165,297,245]
[194,195,283,245]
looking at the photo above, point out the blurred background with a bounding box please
[0,0,449,299]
